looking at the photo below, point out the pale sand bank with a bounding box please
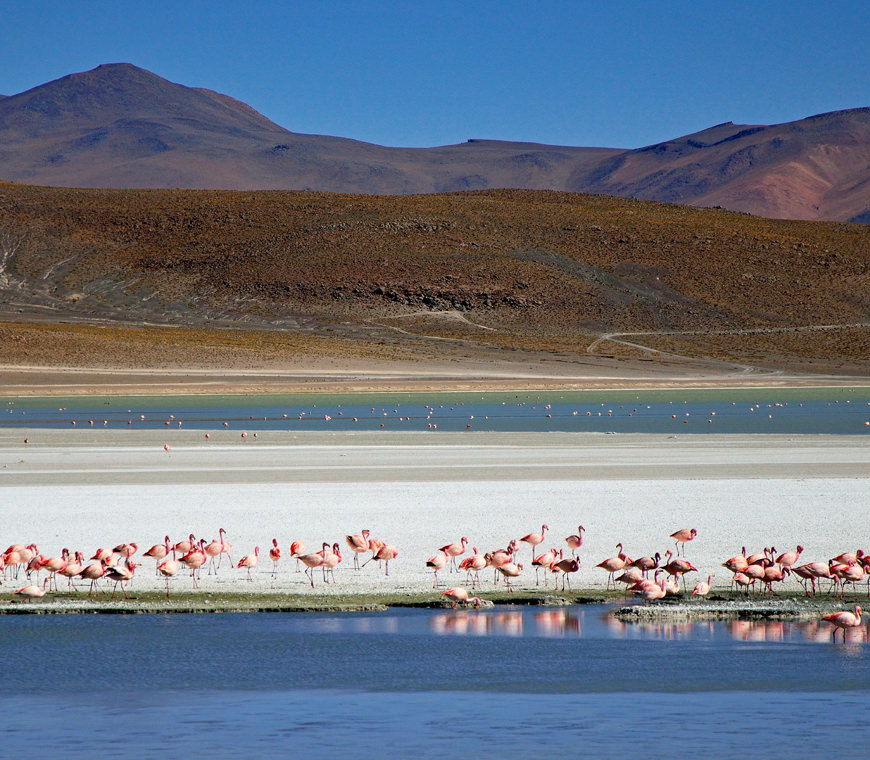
[1,431,867,603]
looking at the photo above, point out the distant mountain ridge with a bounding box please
[1,63,868,222]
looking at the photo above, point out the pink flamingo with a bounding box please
[346,530,371,570]
[157,553,178,597]
[564,526,585,557]
[520,525,548,567]
[662,550,698,590]
[298,550,325,588]
[723,547,749,574]
[269,539,281,577]
[799,561,833,596]
[367,544,398,576]
[106,559,139,599]
[497,562,523,593]
[596,543,629,589]
[14,582,47,601]
[438,537,468,573]
[322,543,342,583]
[426,551,448,588]
[144,536,171,575]
[174,534,196,554]
[39,549,69,591]
[179,540,207,588]
[290,540,306,572]
[237,546,260,581]
[823,605,862,641]
[77,558,108,596]
[459,547,487,589]
[532,547,559,586]
[670,528,697,556]
[631,552,661,577]
[776,545,804,568]
[441,587,482,608]
[58,551,85,590]
[113,542,138,559]
[551,557,580,592]
[692,574,714,597]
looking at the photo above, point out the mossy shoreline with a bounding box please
[0,588,854,620]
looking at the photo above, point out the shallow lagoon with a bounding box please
[4,386,869,434]
[2,606,869,754]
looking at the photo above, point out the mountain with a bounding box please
[1,63,868,222]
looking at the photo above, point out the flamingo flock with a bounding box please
[0,527,393,598]
[3,525,866,637]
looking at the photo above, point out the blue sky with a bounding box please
[3,1,868,148]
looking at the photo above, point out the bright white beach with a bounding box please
[1,430,867,597]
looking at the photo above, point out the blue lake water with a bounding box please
[3,387,869,434]
[2,606,869,754]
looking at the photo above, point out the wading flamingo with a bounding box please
[822,605,862,642]
[441,587,482,609]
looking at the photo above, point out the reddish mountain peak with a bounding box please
[0,63,288,136]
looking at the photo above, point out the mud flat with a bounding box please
[0,430,867,609]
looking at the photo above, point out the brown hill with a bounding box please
[0,183,867,377]
[1,64,869,223]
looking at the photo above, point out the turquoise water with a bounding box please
[3,387,869,433]
[2,607,869,754]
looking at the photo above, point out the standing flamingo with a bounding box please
[496,562,523,593]
[692,574,714,597]
[106,559,139,599]
[596,543,629,589]
[290,540,306,572]
[298,551,325,588]
[459,547,487,589]
[426,551,448,588]
[269,539,281,577]
[366,544,398,576]
[520,525,548,567]
[552,556,580,592]
[532,547,559,586]
[144,537,171,575]
[77,558,108,597]
[564,526,585,557]
[157,553,178,598]
[322,543,342,583]
[670,528,697,556]
[438,537,468,572]
[179,540,207,588]
[237,547,260,581]
[345,530,371,570]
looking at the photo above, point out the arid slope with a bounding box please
[0,184,867,378]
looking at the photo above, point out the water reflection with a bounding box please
[428,607,869,647]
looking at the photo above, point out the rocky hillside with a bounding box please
[0,183,867,374]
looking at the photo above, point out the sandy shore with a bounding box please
[2,362,868,397]
[1,429,867,612]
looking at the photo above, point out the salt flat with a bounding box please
[1,430,867,597]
